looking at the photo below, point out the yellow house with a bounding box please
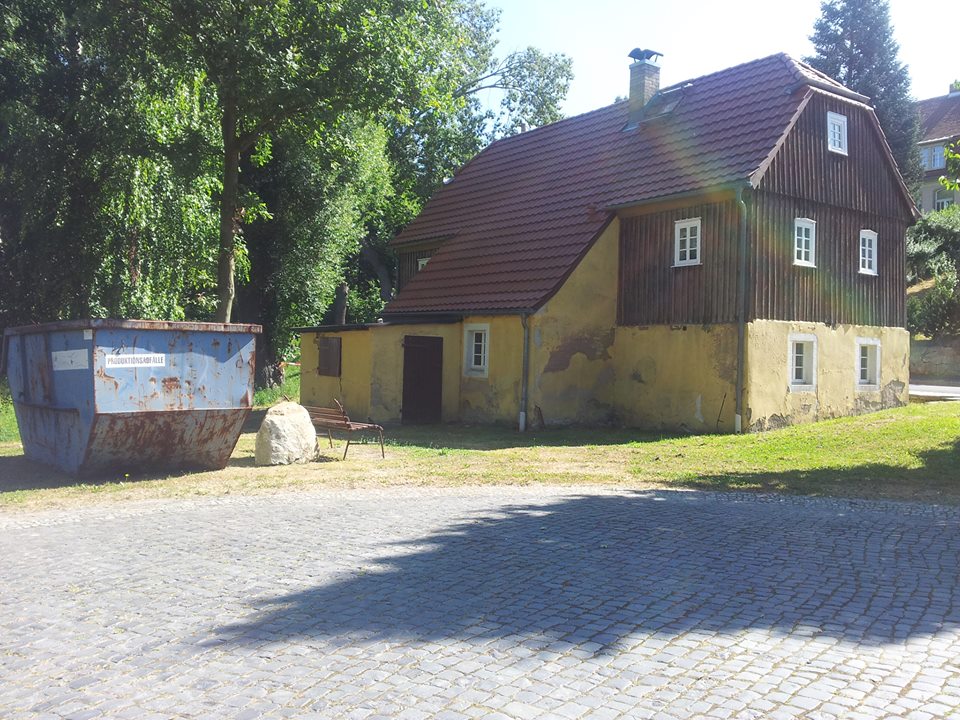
[301,52,918,432]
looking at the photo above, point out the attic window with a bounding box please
[636,84,688,124]
[418,257,430,271]
[921,145,946,171]
[827,112,848,155]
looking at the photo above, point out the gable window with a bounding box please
[794,218,816,267]
[463,323,489,377]
[674,218,701,267]
[827,112,848,155]
[935,188,955,211]
[856,339,880,389]
[789,334,817,391]
[317,336,342,377]
[417,257,430,271]
[859,230,878,275]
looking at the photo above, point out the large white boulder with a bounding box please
[254,402,317,466]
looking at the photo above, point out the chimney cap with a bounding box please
[629,48,662,64]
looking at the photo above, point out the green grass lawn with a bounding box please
[0,378,18,443]
[1,398,959,510]
[253,364,301,407]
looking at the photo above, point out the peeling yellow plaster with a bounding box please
[300,329,373,418]
[744,320,909,431]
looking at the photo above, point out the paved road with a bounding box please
[2,487,960,719]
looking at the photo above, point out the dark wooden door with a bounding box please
[401,336,443,424]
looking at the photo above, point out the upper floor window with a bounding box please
[859,230,878,275]
[463,323,489,378]
[794,218,816,267]
[921,145,947,171]
[935,188,955,211]
[674,218,701,267]
[827,112,848,155]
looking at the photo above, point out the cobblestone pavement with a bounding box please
[2,487,960,719]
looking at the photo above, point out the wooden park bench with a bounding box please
[304,400,385,460]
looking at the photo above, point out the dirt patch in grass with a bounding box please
[1,402,959,511]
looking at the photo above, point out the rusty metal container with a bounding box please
[1,319,261,476]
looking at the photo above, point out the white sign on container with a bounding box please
[104,353,167,368]
[52,349,90,371]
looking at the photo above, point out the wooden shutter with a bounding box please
[316,336,342,377]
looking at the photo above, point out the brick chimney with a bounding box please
[626,48,662,128]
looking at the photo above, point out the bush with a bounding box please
[908,275,960,337]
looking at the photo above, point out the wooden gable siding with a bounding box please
[748,192,906,327]
[759,92,911,220]
[396,248,438,292]
[618,200,740,326]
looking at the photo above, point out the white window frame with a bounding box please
[827,111,848,155]
[794,218,816,267]
[788,333,817,392]
[463,323,489,378]
[859,229,878,275]
[417,257,430,271]
[673,218,702,267]
[855,338,881,391]
[935,188,955,211]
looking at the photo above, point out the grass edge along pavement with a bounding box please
[0,401,958,510]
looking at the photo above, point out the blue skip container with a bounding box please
[1,319,261,476]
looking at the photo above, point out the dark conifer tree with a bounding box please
[806,0,921,190]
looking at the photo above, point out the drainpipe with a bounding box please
[519,313,530,432]
[735,185,749,433]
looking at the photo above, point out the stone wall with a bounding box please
[910,337,960,380]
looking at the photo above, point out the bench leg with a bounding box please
[327,430,334,448]
[343,438,351,460]
[379,430,385,458]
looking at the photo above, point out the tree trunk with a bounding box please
[332,281,348,325]
[360,242,394,301]
[216,99,240,323]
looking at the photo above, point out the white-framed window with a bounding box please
[794,218,816,267]
[463,323,489,377]
[935,188,955,211]
[417,257,430,271]
[921,144,947,171]
[789,333,817,391]
[827,112,848,155]
[859,229,878,275]
[856,338,880,390]
[674,218,701,267]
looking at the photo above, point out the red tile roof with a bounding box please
[385,54,864,315]
[917,92,960,143]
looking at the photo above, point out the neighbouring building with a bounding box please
[916,82,960,212]
[300,52,918,433]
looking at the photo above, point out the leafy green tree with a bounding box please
[0,1,220,328]
[109,0,459,323]
[906,205,960,336]
[806,0,922,189]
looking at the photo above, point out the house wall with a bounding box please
[919,180,959,213]
[744,320,909,431]
[529,219,739,431]
[300,329,373,418]
[748,191,907,327]
[366,323,462,422]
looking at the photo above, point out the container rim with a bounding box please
[2,319,263,337]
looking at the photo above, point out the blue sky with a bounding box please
[486,0,951,117]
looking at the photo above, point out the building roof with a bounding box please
[917,91,960,143]
[385,54,886,315]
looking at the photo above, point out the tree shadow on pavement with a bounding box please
[213,488,960,654]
